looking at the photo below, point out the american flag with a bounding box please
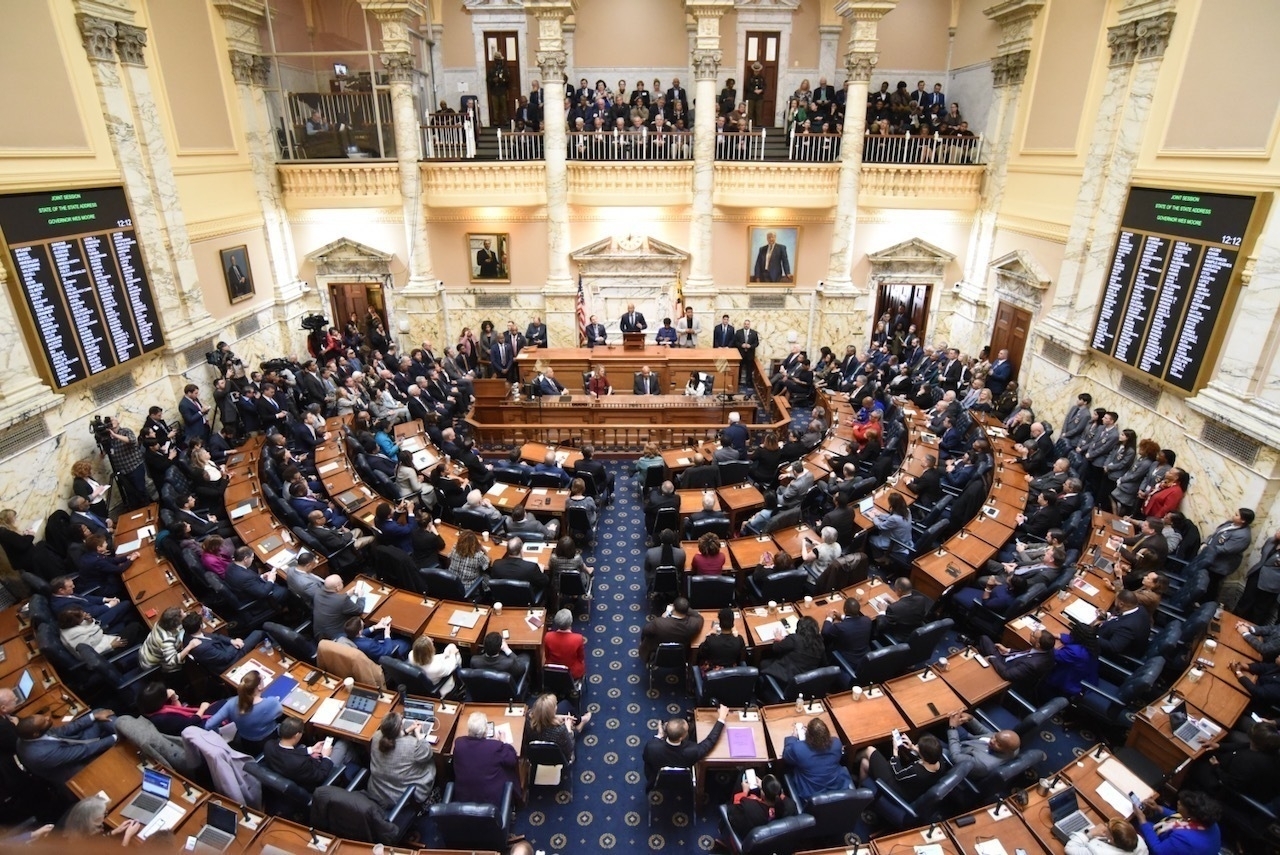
[575,274,588,346]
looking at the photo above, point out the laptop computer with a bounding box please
[858,496,875,516]
[1048,788,1093,842]
[120,768,172,823]
[12,669,34,703]
[1091,552,1113,574]
[330,687,379,733]
[403,698,436,722]
[193,802,239,853]
[1110,519,1133,535]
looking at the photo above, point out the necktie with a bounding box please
[765,246,773,269]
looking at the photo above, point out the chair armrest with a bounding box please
[344,766,369,792]
[763,673,788,704]
[1239,793,1279,821]
[497,782,514,833]
[690,667,706,704]
[873,777,915,816]
[1078,680,1125,708]
[108,643,143,667]
[387,784,417,824]
[441,781,455,803]
[972,708,999,734]
[291,619,312,635]
[120,664,161,691]
[512,667,529,701]
[1098,655,1140,683]
[830,650,857,683]
[1156,603,1188,623]
[324,761,356,788]
[1004,690,1036,717]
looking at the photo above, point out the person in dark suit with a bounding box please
[571,444,614,500]
[489,337,516,383]
[978,629,1056,686]
[15,709,117,784]
[946,711,1020,782]
[645,481,680,534]
[525,316,548,348]
[936,348,965,393]
[179,383,210,443]
[643,705,727,787]
[1014,421,1055,476]
[633,366,662,395]
[1096,589,1152,658]
[698,608,746,671]
[452,710,522,806]
[536,368,566,396]
[312,573,363,640]
[619,303,647,334]
[255,382,290,428]
[1189,509,1255,601]
[263,716,352,792]
[712,315,735,348]
[821,597,874,667]
[732,320,759,385]
[639,597,705,660]
[584,315,607,347]
[50,575,134,635]
[489,537,549,594]
[222,547,288,607]
[178,613,264,673]
[469,631,530,683]
[1239,527,1280,624]
[289,481,346,528]
[986,349,1013,397]
[751,231,791,282]
[1230,655,1280,708]
[476,239,501,278]
[906,454,943,504]
[877,578,932,639]
[77,534,137,597]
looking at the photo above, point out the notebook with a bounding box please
[448,609,483,628]
[725,726,757,758]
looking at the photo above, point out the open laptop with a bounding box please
[330,687,379,733]
[120,768,172,823]
[12,669,34,703]
[858,496,875,516]
[1048,788,1093,842]
[1091,552,1114,574]
[193,802,239,853]
[1110,518,1133,535]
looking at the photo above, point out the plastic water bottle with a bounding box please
[261,636,274,654]
[795,693,804,714]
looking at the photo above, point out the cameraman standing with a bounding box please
[103,417,148,508]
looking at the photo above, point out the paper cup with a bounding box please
[1204,639,1217,652]
[851,686,864,702]
[804,596,814,605]
[1189,668,1204,683]
[342,676,355,690]
[855,588,865,598]
[937,657,949,672]
[493,601,503,614]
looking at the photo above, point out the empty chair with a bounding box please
[1073,655,1165,736]
[649,507,680,539]
[648,642,689,692]
[763,664,842,704]
[421,567,483,601]
[456,667,528,703]
[973,693,1068,749]
[765,506,802,533]
[529,472,567,489]
[836,641,912,686]
[802,787,876,844]
[649,766,697,826]
[526,739,574,800]
[486,578,542,607]
[718,460,751,486]
[890,618,955,668]
[542,664,583,708]
[263,621,318,663]
[427,781,514,851]
[687,516,732,540]
[714,809,817,855]
[687,575,735,610]
[691,665,758,708]
[565,505,596,546]
[649,565,680,602]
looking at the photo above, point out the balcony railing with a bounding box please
[788,131,843,162]
[861,132,984,165]
[494,129,769,161]
[281,90,395,160]
[420,110,475,160]
[713,130,767,161]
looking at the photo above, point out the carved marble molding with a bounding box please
[115,23,147,67]
[1135,12,1175,61]
[859,165,983,210]
[867,237,955,284]
[1107,22,1139,67]
[845,51,878,82]
[691,49,722,81]
[536,49,568,79]
[463,0,525,9]
[381,52,415,84]
[228,49,271,87]
[278,164,403,204]
[734,0,800,9]
[76,14,118,63]
[989,249,1050,312]
[991,50,1030,88]
[983,0,1046,55]
[423,162,548,207]
[306,237,394,279]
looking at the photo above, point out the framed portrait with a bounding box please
[220,245,254,304]
[747,226,798,284]
[468,232,510,283]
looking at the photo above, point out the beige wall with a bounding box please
[1022,0,1106,153]
[1164,0,1280,152]
[574,0,688,68]
[193,228,275,320]
[0,0,87,151]
[721,10,739,78]
[441,0,475,69]
[877,0,951,70]
[789,1,821,70]
[264,0,372,53]
[951,0,1000,69]
[428,218,551,287]
[146,0,237,154]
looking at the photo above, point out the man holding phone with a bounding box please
[262,717,352,792]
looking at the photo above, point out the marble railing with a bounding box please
[277,160,984,210]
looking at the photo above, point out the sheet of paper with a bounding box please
[753,620,790,640]
[1063,599,1099,625]
[1096,780,1135,816]
[532,488,548,495]
[974,840,1008,855]
[493,722,514,743]
[114,538,142,555]
[267,549,297,570]
[310,697,344,727]
[486,483,504,496]
[1097,757,1155,802]
[136,525,155,539]
[139,801,185,839]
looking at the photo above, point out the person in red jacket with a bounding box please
[543,608,586,684]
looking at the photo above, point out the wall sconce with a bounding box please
[397,318,410,334]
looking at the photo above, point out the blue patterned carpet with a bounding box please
[423,460,1095,854]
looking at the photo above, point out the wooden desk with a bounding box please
[442,702,527,757]
[486,606,547,651]
[661,445,715,473]
[1004,611,1072,651]
[484,480,529,512]
[368,590,438,636]
[1187,639,1249,692]
[234,509,278,544]
[679,488,724,520]
[0,635,36,679]
[946,804,1048,854]
[67,741,145,805]
[717,483,765,530]
[519,441,582,469]
[742,602,798,649]
[344,575,394,617]
[1221,614,1264,660]
[826,688,908,750]
[0,605,31,642]
[947,530,998,568]
[854,580,899,620]
[115,506,158,536]
[1171,668,1249,724]
[759,701,837,759]
[965,511,1016,548]
[172,797,267,850]
[770,523,818,560]
[727,535,779,572]
[884,669,966,729]
[793,590,849,626]
[526,487,570,522]
[311,682,398,743]
[690,610,745,653]
[105,772,207,830]
[515,345,739,393]
[423,601,492,649]
[436,524,502,563]
[693,707,769,801]
[873,826,962,855]
[1017,783,1109,853]
[244,816,338,854]
[939,648,1011,707]
[123,560,180,600]
[913,550,977,602]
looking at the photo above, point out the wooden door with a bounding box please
[328,283,385,333]
[482,31,520,128]
[988,301,1032,377]
[874,283,931,343]
[743,32,780,127]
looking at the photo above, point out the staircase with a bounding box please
[761,127,790,162]
[474,126,500,161]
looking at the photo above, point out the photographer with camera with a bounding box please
[99,416,148,509]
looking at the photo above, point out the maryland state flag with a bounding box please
[575,274,588,346]
[674,271,685,316]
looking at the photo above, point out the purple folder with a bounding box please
[726,726,757,758]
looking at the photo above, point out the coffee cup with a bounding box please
[804,596,814,605]
[855,588,865,598]
[767,600,778,614]
[936,657,949,672]
[342,676,354,690]
[851,686,864,702]
[493,601,503,615]
[1189,668,1204,683]
[1204,639,1217,652]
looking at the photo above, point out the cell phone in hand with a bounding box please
[485,721,495,738]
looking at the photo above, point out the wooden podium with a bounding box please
[622,331,646,350]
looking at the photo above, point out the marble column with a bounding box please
[949,0,1045,352]
[362,1,444,343]
[0,263,61,423]
[820,1,897,348]
[215,1,301,307]
[686,0,732,293]
[72,7,218,352]
[1052,7,1177,351]
[817,24,842,87]
[528,0,576,343]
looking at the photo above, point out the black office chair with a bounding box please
[885,618,955,668]
[681,466,720,490]
[687,516,732,540]
[762,664,842,704]
[640,463,668,497]
[526,739,574,800]
[486,578,543,607]
[74,643,159,709]
[964,748,1047,802]
[371,545,430,594]
[263,621,318,663]
[687,574,735,609]
[718,460,751,486]
[747,568,808,604]
[542,663,582,708]
[873,760,973,829]
[973,693,1068,748]
[691,665,757,708]
[456,667,528,703]
[422,567,483,601]
[835,641,912,686]
[379,655,449,698]
[565,505,596,547]
[715,809,817,855]
[452,507,503,535]
[246,759,351,823]
[648,507,680,540]
[650,565,681,602]
[428,781,514,851]
[555,567,590,612]
[529,472,567,489]
[1074,656,1165,737]
[649,765,697,826]
[801,787,876,844]
[311,784,418,845]
[648,642,689,692]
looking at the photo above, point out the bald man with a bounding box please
[0,687,19,753]
[946,711,1020,781]
[312,573,361,641]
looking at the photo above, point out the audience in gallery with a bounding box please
[3,304,1277,854]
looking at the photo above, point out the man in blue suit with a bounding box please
[712,315,736,348]
[289,481,347,527]
[179,383,210,443]
[751,231,791,282]
[536,368,567,396]
[50,575,134,635]
[986,349,1013,398]
[221,546,288,607]
[16,709,117,784]
[490,337,516,382]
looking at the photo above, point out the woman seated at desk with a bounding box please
[655,318,679,346]
[684,371,712,397]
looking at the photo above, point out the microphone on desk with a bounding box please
[926,821,939,838]
[182,780,196,799]
[238,803,251,821]
[309,827,320,846]
[507,700,515,715]
[1094,743,1107,759]
[993,798,1007,816]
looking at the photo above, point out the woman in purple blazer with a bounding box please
[452,711,520,806]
